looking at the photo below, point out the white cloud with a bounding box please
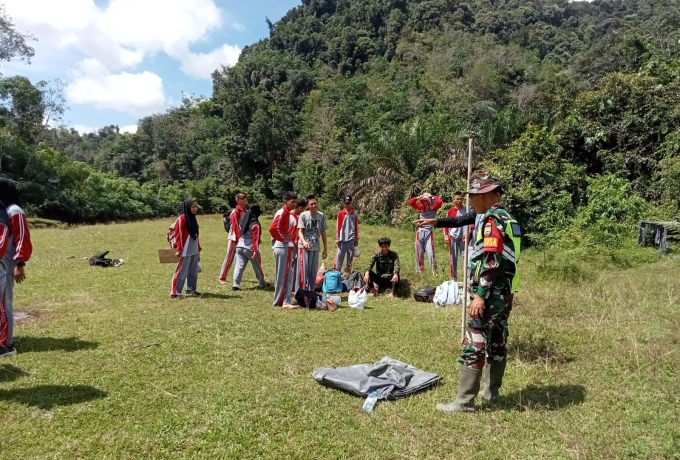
[73,124,98,135]
[72,124,137,135]
[4,0,242,76]
[176,44,241,79]
[230,22,246,33]
[67,59,167,115]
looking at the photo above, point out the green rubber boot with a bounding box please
[436,366,482,413]
[478,361,506,403]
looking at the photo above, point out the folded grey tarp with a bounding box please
[312,356,441,400]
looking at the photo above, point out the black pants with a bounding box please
[367,271,398,289]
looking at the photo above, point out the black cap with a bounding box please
[343,195,353,204]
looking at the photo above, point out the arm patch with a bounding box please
[483,220,504,253]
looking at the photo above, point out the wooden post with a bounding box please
[461,138,473,341]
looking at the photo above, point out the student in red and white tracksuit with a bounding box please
[219,192,248,283]
[171,198,202,298]
[443,192,468,280]
[232,204,267,290]
[408,193,442,274]
[269,192,298,308]
[335,195,359,275]
[0,178,31,357]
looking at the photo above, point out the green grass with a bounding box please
[1,215,678,459]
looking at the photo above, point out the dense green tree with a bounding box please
[5,0,680,231]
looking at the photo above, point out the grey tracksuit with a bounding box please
[232,221,266,288]
[335,209,358,274]
[0,203,32,348]
[233,248,266,288]
[271,207,296,306]
[171,224,200,296]
[273,246,294,305]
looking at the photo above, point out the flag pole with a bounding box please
[461,137,473,341]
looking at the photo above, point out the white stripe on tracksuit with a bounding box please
[273,247,294,306]
[271,208,296,306]
[415,228,437,274]
[1,205,31,347]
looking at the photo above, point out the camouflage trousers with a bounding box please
[458,293,513,370]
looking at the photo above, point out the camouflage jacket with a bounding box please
[366,250,400,278]
[469,204,519,298]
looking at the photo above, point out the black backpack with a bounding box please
[346,271,364,290]
[223,209,232,232]
[294,289,322,309]
[414,286,436,303]
[89,251,122,268]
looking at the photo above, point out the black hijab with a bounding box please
[0,177,20,208]
[182,198,199,240]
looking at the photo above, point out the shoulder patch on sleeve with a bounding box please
[483,219,504,253]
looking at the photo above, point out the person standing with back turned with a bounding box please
[335,195,359,276]
[408,192,442,275]
[219,192,248,284]
[444,191,468,281]
[434,173,521,414]
[270,192,298,309]
[0,178,27,358]
[232,204,268,291]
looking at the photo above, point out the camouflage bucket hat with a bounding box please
[465,172,503,195]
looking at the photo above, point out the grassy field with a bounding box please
[0,214,678,459]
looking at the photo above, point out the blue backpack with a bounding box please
[322,269,342,293]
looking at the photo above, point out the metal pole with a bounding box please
[461,137,473,341]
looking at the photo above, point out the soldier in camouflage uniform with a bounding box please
[436,172,521,414]
[363,237,400,297]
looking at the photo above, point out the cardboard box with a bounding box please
[158,249,179,264]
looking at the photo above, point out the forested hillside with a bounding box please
[2,0,679,246]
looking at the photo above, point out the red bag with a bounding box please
[315,270,325,286]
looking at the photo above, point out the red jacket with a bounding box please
[269,206,296,245]
[408,196,443,212]
[0,222,9,260]
[230,205,247,241]
[8,209,31,261]
[251,223,261,253]
[173,214,201,253]
[443,207,463,235]
[336,209,359,242]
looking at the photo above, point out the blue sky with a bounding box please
[2,0,301,133]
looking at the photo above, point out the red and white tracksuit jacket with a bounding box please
[173,214,202,255]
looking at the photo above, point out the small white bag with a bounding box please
[348,287,367,309]
[353,247,361,258]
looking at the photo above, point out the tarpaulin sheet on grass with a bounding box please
[312,356,441,400]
